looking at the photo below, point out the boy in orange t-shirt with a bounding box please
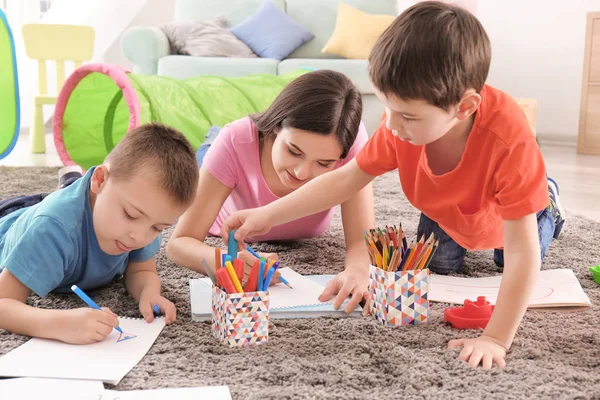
[219,1,565,369]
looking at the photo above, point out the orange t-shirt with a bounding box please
[356,85,549,250]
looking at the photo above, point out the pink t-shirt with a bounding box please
[204,117,369,242]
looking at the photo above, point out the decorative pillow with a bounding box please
[230,0,314,60]
[161,17,257,58]
[322,3,396,60]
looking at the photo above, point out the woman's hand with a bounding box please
[221,208,274,246]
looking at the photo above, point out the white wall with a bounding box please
[480,0,599,142]
[12,0,597,141]
[103,0,175,68]
[11,0,175,129]
[398,0,600,142]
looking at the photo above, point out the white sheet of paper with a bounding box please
[191,267,328,315]
[265,268,329,309]
[0,378,231,400]
[0,317,166,385]
[0,378,104,400]
[429,269,592,307]
[190,274,363,320]
[101,386,232,400]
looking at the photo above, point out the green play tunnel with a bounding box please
[53,63,308,169]
[0,9,20,160]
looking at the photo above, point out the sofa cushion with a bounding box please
[161,17,256,58]
[174,0,285,27]
[285,0,398,59]
[230,0,314,60]
[158,55,278,79]
[278,58,375,94]
[322,3,396,59]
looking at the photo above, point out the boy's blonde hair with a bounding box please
[106,123,198,205]
[369,1,491,110]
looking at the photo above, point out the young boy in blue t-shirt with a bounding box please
[0,123,198,344]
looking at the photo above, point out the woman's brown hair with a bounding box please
[251,69,362,159]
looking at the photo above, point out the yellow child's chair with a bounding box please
[22,24,95,153]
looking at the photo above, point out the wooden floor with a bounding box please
[542,142,600,222]
[2,134,599,222]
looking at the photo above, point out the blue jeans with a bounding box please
[196,126,221,167]
[417,206,555,274]
[0,175,80,219]
[0,194,48,218]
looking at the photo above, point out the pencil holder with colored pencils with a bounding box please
[211,248,276,347]
[364,226,434,326]
[211,285,270,347]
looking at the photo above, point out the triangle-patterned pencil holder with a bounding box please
[368,264,430,326]
[211,285,270,347]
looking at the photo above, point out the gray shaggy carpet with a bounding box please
[1,167,599,399]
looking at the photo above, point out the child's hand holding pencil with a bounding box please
[55,307,120,345]
[138,291,177,325]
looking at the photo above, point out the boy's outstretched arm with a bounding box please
[448,213,541,369]
[0,269,119,344]
[222,159,376,244]
[319,182,375,313]
[124,258,176,324]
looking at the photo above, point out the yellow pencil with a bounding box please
[383,246,389,271]
[225,261,243,293]
[375,251,383,269]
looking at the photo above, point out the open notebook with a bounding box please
[190,268,362,321]
[429,269,592,309]
[0,317,165,385]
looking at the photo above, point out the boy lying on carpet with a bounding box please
[0,123,198,344]
[167,70,374,300]
[220,1,566,369]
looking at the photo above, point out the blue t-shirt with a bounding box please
[0,168,161,297]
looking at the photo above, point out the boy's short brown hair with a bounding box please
[106,123,198,205]
[369,1,491,110]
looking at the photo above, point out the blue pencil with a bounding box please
[258,258,266,291]
[399,248,411,271]
[71,285,123,333]
[246,246,293,289]
[272,271,292,289]
[245,245,261,259]
[228,230,238,259]
[263,264,278,288]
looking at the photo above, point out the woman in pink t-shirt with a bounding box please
[167,70,374,311]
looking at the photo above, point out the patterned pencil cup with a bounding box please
[211,285,270,347]
[368,264,430,326]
